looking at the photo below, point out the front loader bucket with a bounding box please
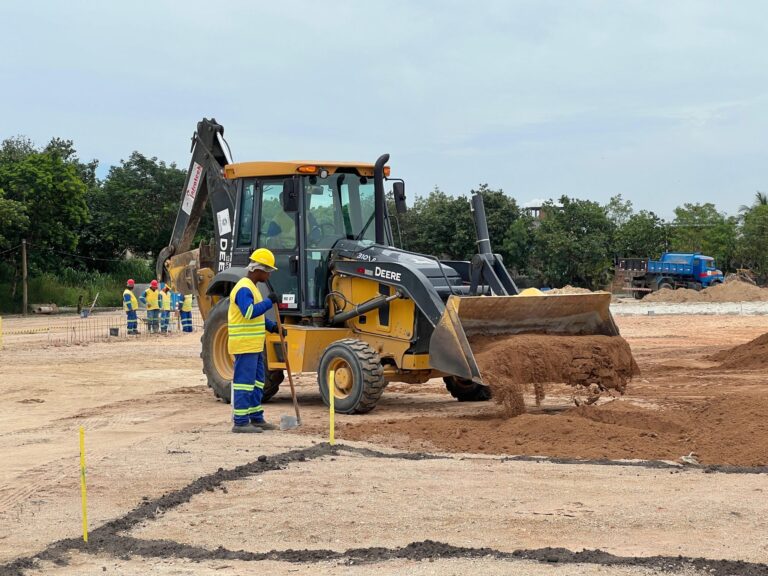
[428,292,618,383]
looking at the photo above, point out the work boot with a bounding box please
[232,424,263,433]
[251,420,279,431]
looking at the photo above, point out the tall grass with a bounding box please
[0,259,154,313]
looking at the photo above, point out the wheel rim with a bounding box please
[328,357,354,399]
[213,324,234,380]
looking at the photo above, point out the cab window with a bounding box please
[259,181,297,250]
[236,181,256,247]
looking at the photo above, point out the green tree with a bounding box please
[397,187,476,259]
[0,189,27,249]
[605,194,634,227]
[670,203,737,270]
[501,214,536,275]
[739,191,768,213]
[612,210,668,258]
[0,147,89,271]
[530,196,614,289]
[86,152,188,258]
[737,204,768,275]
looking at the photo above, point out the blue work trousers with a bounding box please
[232,353,265,426]
[160,311,171,332]
[147,309,160,333]
[180,310,193,332]
[126,310,138,334]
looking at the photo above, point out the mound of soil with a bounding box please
[709,332,768,369]
[471,335,639,417]
[644,278,768,303]
[341,394,768,466]
[546,285,594,295]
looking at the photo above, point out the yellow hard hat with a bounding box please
[248,248,277,271]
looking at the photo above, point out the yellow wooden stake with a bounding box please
[79,426,88,543]
[329,371,335,445]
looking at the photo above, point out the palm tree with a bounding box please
[739,191,768,214]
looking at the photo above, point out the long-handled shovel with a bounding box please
[268,285,300,429]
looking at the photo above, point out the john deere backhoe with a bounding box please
[157,118,619,413]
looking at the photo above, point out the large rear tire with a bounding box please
[659,282,673,291]
[200,298,283,403]
[318,339,386,414]
[443,376,492,402]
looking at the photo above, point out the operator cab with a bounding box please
[228,163,402,318]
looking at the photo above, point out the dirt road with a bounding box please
[0,312,766,574]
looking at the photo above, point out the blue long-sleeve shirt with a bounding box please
[123,292,134,311]
[234,289,277,333]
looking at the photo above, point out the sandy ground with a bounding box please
[1,312,767,574]
[24,553,711,576]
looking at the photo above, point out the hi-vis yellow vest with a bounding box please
[181,294,193,312]
[143,288,160,310]
[159,290,172,311]
[123,289,138,312]
[228,278,266,354]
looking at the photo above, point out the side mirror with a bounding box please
[393,181,407,214]
[282,179,298,212]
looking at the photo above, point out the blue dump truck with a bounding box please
[618,252,724,300]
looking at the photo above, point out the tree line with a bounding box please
[0,135,765,307]
[393,185,767,289]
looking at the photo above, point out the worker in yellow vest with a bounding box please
[123,279,139,335]
[180,293,193,332]
[228,248,285,433]
[140,280,160,333]
[159,284,172,333]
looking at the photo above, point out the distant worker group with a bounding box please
[122,279,195,335]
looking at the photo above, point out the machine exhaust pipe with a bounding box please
[471,190,493,255]
[373,154,390,245]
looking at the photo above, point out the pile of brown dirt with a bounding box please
[471,335,639,417]
[545,285,594,295]
[644,278,768,303]
[709,332,768,369]
[340,393,768,466]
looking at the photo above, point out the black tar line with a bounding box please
[2,443,767,576]
[495,454,768,475]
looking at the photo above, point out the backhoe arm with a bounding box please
[156,118,237,319]
[156,118,236,279]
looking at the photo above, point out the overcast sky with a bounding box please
[1,1,767,218]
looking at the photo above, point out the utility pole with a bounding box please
[21,239,28,316]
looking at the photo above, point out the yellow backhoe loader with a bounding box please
[157,118,621,413]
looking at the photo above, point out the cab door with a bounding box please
[255,178,301,313]
[231,178,256,267]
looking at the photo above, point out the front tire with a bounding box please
[443,376,492,401]
[318,339,386,414]
[200,298,282,403]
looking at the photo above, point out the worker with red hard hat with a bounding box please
[140,279,161,333]
[123,279,139,335]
